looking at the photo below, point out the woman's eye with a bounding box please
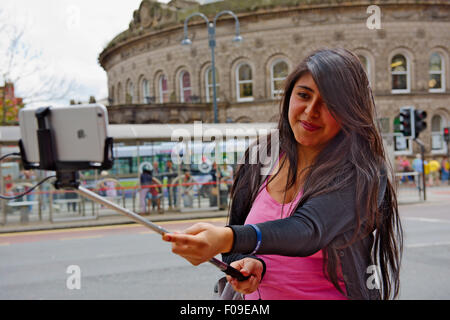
[297,92,309,99]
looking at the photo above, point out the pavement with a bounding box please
[1,184,449,234]
[0,208,229,234]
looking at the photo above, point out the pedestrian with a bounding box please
[209,161,219,207]
[152,160,160,176]
[180,169,194,208]
[395,156,403,172]
[412,153,424,189]
[427,158,441,187]
[162,48,403,300]
[441,156,449,183]
[139,166,154,214]
[218,162,233,209]
[401,157,414,184]
[147,180,162,214]
[23,170,36,213]
[163,160,178,209]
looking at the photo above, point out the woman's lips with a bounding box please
[300,120,321,131]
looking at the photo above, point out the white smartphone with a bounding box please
[19,104,109,164]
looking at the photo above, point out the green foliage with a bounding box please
[0,99,25,125]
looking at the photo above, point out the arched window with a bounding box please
[117,82,122,104]
[179,71,192,103]
[431,115,445,151]
[159,74,169,103]
[357,54,371,85]
[109,85,115,105]
[271,60,288,99]
[141,79,150,103]
[236,63,253,102]
[126,81,134,103]
[205,67,220,103]
[429,52,445,92]
[391,54,410,93]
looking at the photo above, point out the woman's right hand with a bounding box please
[226,258,263,295]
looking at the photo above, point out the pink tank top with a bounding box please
[244,157,347,300]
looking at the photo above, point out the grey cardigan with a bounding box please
[222,164,387,300]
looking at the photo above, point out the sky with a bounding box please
[0,0,176,107]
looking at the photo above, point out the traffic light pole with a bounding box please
[396,106,428,200]
[413,138,426,201]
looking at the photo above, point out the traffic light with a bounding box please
[444,127,450,143]
[397,107,414,138]
[414,109,427,139]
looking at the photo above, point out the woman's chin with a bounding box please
[293,134,317,147]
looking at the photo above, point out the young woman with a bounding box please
[162,48,403,300]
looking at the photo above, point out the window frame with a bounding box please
[270,59,289,99]
[236,62,254,102]
[205,66,220,103]
[158,74,169,103]
[126,80,134,104]
[430,114,448,155]
[179,70,192,103]
[391,54,411,94]
[357,53,372,86]
[117,82,122,104]
[141,79,150,104]
[429,52,446,93]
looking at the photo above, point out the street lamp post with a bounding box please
[182,11,242,123]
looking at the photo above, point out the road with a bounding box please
[0,218,225,300]
[1,198,449,300]
[396,196,450,300]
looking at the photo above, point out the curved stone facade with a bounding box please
[99,0,450,156]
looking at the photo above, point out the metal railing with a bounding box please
[0,176,232,226]
[395,171,424,203]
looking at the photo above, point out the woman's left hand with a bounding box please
[227,258,263,294]
[162,222,234,266]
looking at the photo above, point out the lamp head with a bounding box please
[181,38,192,46]
[232,35,243,43]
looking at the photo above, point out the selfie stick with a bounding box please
[75,185,249,281]
[19,106,249,282]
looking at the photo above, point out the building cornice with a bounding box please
[98,0,449,70]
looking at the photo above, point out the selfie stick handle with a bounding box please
[76,186,249,282]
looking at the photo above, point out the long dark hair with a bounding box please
[228,48,403,299]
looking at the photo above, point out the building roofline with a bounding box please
[98,0,449,69]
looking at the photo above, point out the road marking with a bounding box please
[159,217,226,225]
[0,217,227,237]
[60,235,103,241]
[0,223,140,237]
[406,241,450,248]
[403,217,450,224]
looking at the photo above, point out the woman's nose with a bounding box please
[304,97,321,117]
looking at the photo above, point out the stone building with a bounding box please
[98,0,450,157]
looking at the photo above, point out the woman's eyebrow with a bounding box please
[296,85,314,93]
